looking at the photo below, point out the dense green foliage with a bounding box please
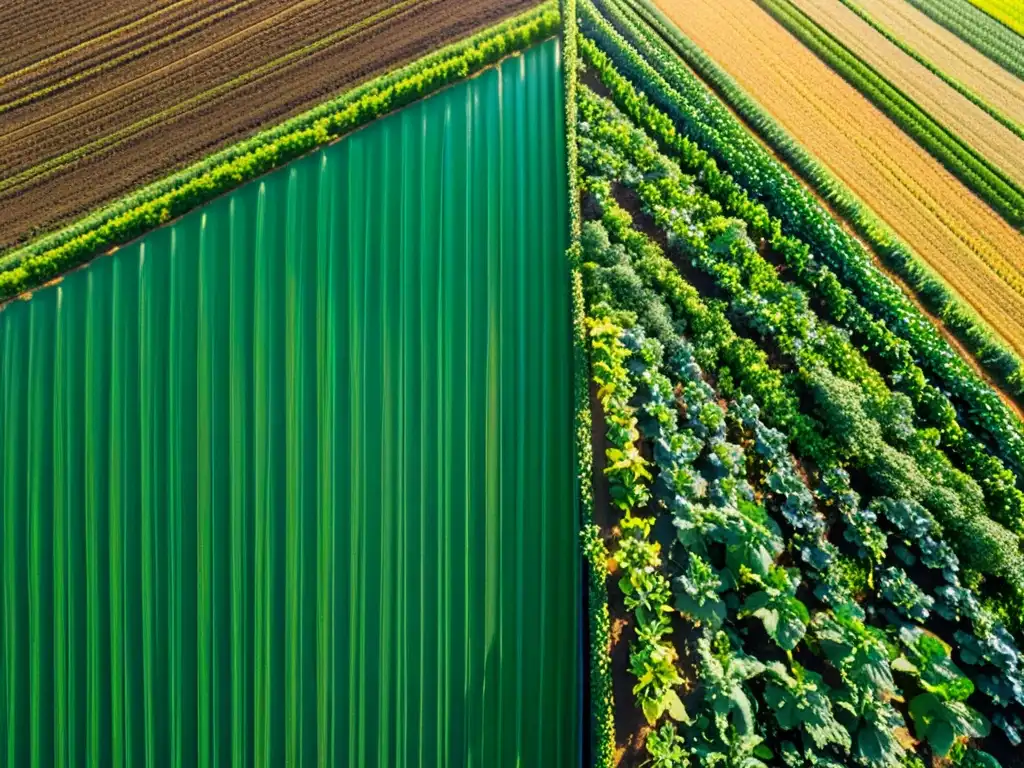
[756,0,1024,226]
[904,0,1024,81]
[564,0,617,764]
[578,2,1024,538]
[603,0,1024,402]
[0,3,560,299]
[577,5,1024,763]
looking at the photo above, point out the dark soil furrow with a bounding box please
[0,0,541,251]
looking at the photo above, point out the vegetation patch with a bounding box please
[575,2,1024,763]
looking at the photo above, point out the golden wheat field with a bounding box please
[655,0,1024,355]
[790,0,1024,186]
[854,0,1024,127]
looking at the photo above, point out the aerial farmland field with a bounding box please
[0,0,538,250]
[790,0,1024,185]
[853,0,1024,126]
[647,0,1024,358]
[4,0,1024,766]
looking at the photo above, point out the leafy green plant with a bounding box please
[739,567,809,652]
[896,629,991,757]
[694,633,765,741]
[764,662,851,752]
[614,515,687,726]
[644,722,692,767]
[589,315,653,512]
[907,694,989,758]
[812,606,894,693]
[879,567,935,623]
[834,686,907,767]
[631,615,688,725]
[674,553,728,629]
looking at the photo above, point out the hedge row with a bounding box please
[0,2,560,299]
[562,0,617,763]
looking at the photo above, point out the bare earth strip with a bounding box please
[0,0,187,76]
[791,0,1024,186]
[854,0,1024,125]
[654,0,1024,355]
[0,0,540,250]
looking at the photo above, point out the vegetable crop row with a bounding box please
[582,0,1024,467]
[578,86,1024,604]
[575,27,1024,541]
[586,271,1022,763]
[580,83,1024,545]
[581,146,1024,764]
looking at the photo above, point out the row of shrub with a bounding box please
[602,0,1024,402]
[0,3,560,299]
[561,1,617,764]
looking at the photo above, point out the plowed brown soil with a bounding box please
[0,0,540,250]
[854,0,1024,127]
[654,0,1024,357]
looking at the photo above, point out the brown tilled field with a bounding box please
[854,0,1024,127]
[654,0,1024,356]
[790,0,1024,186]
[0,0,539,251]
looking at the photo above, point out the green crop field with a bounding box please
[5,1,1024,766]
[0,38,578,767]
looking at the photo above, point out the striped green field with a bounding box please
[905,0,1024,78]
[0,38,579,768]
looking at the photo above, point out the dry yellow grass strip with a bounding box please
[654,0,1024,355]
[855,0,1024,126]
[791,0,1024,186]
